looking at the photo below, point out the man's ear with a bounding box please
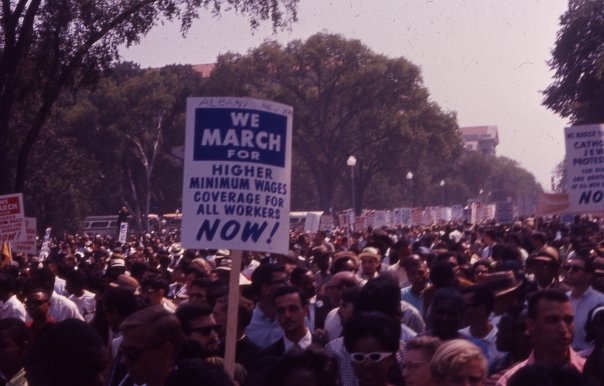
[525,318,535,337]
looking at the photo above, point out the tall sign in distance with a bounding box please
[0,193,26,243]
[182,97,292,377]
[565,124,604,213]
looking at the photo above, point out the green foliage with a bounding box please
[205,33,463,211]
[544,0,604,124]
[0,0,300,196]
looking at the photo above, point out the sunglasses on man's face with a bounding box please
[191,324,221,336]
[349,351,392,364]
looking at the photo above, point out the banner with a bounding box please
[565,124,604,213]
[181,97,293,254]
[0,193,26,242]
[495,201,515,223]
[11,217,37,255]
[536,192,571,216]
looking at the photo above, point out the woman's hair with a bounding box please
[430,339,487,381]
[343,311,401,353]
[405,336,442,359]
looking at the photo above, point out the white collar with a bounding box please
[283,328,312,352]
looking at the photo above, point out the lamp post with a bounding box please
[347,155,357,215]
[406,171,414,207]
[440,179,446,205]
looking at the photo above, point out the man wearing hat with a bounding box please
[527,246,569,292]
[356,247,381,286]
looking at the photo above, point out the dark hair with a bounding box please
[103,287,142,318]
[429,262,455,288]
[271,345,338,386]
[0,317,29,346]
[432,287,465,311]
[461,285,495,315]
[65,269,87,289]
[272,285,308,306]
[251,263,285,295]
[527,290,569,320]
[341,287,361,304]
[567,253,595,273]
[290,266,310,286]
[355,276,401,318]
[29,268,56,293]
[0,273,16,293]
[165,359,234,386]
[343,311,400,353]
[176,304,213,335]
[530,232,547,244]
[140,272,169,293]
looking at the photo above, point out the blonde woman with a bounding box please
[430,339,487,386]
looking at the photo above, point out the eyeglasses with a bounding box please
[25,299,48,306]
[190,324,221,336]
[564,264,585,273]
[349,351,393,363]
[119,344,161,362]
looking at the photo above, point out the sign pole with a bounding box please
[224,249,242,379]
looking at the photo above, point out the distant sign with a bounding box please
[118,223,128,244]
[39,227,52,260]
[495,202,515,223]
[11,217,37,255]
[565,124,604,213]
[0,193,26,242]
[181,97,292,254]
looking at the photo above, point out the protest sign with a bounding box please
[118,222,128,244]
[304,212,321,233]
[11,217,37,255]
[0,193,26,242]
[495,202,515,223]
[565,124,604,213]
[373,210,388,228]
[39,227,51,260]
[319,214,334,231]
[451,205,464,221]
[181,97,292,254]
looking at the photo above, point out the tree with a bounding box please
[544,0,604,124]
[0,0,299,195]
[59,63,204,231]
[205,33,462,212]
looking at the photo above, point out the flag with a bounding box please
[1,241,12,268]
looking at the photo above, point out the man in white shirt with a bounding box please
[261,286,316,357]
[564,253,604,351]
[66,270,96,322]
[0,274,26,321]
[30,267,83,321]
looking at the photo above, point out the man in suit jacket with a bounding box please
[261,285,324,358]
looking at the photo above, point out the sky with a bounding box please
[120,0,570,190]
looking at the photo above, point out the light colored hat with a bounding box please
[358,247,380,262]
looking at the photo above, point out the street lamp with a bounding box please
[406,171,414,207]
[347,155,357,214]
[439,179,445,205]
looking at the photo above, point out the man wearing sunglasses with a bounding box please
[176,304,221,358]
[564,252,604,351]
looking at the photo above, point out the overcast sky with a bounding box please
[120,0,570,190]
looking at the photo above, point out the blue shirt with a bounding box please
[401,285,423,314]
[244,305,284,349]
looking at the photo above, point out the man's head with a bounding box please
[25,288,50,322]
[527,247,561,287]
[430,288,465,341]
[563,253,594,289]
[140,273,169,306]
[358,247,380,277]
[251,263,287,301]
[188,278,212,307]
[273,285,308,339]
[0,318,29,379]
[405,257,429,291]
[526,290,574,356]
[103,287,142,332]
[25,319,106,386]
[496,304,529,353]
[120,305,183,385]
[461,285,495,327]
[29,268,56,296]
[212,297,254,339]
[355,276,402,320]
[325,271,358,306]
[530,232,547,251]
[0,274,17,301]
[175,304,220,357]
[65,269,87,297]
[290,266,317,300]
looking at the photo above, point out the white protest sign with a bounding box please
[304,212,321,233]
[39,227,52,260]
[565,124,604,213]
[118,222,128,244]
[11,217,37,255]
[181,97,292,254]
[0,193,26,242]
[451,205,464,221]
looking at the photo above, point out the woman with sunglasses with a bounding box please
[343,311,401,386]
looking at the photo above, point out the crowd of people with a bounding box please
[1,215,604,386]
